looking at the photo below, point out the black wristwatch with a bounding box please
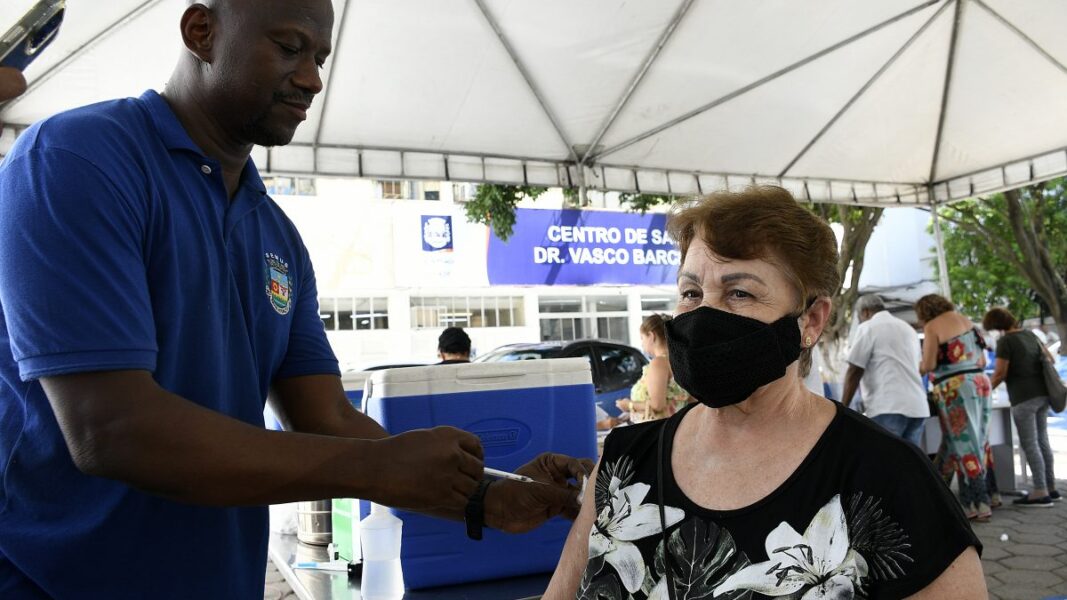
[464,478,494,541]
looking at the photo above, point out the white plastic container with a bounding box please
[360,503,404,600]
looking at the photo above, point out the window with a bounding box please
[411,296,524,329]
[641,295,676,314]
[453,183,478,203]
[264,176,317,196]
[540,317,585,342]
[318,298,337,330]
[422,181,441,201]
[353,297,389,330]
[319,296,389,330]
[537,295,630,344]
[596,345,644,393]
[379,180,405,199]
[596,317,629,343]
[538,297,583,314]
[591,296,628,313]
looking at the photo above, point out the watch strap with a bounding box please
[464,478,493,541]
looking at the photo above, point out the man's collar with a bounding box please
[140,90,204,154]
[140,90,266,196]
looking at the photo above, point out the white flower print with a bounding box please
[713,495,868,599]
[588,473,685,593]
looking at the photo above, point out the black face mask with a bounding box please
[665,306,803,408]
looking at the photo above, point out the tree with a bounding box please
[810,205,884,380]
[462,184,546,240]
[935,178,1067,352]
[935,206,1037,320]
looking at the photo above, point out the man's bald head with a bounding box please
[170,0,333,147]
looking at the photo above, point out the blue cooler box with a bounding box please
[360,358,597,589]
[341,370,371,410]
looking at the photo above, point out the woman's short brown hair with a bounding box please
[982,307,1017,332]
[914,294,955,323]
[666,186,839,378]
[667,186,840,308]
[640,313,672,342]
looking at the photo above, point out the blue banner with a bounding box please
[487,208,681,285]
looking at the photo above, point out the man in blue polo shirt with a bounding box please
[0,1,588,597]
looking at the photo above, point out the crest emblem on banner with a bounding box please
[264,253,292,315]
[421,216,453,252]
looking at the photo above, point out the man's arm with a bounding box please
[269,373,387,439]
[42,370,484,512]
[270,373,591,531]
[842,363,864,408]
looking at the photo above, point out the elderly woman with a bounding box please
[616,314,692,423]
[916,294,994,522]
[982,307,1059,506]
[545,188,984,599]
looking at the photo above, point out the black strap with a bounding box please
[656,419,677,600]
[464,478,493,541]
[932,367,984,387]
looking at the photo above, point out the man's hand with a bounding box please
[485,452,594,534]
[368,426,484,514]
[0,67,27,104]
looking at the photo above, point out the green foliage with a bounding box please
[936,178,1067,322]
[618,193,676,214]
[935,201,1035,319]
[463,184,546,240]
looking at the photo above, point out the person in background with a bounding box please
[0,2,587,597]
[983,307,1059,507]
[615,313,690,423]
[842,294,929,446]
[436,326,472,364]
[547,187,985,599]
[917,294,994,522]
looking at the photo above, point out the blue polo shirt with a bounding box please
[0,91,339,598]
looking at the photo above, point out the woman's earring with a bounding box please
[804,336,813,347]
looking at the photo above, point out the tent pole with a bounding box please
[577,165,588,207]
[930,197,952,300]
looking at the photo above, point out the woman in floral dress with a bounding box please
[916,294,993,521]
[616,314,692,423]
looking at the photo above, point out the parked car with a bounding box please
[475,339,648,417]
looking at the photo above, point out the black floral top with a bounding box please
[579,402,980,599]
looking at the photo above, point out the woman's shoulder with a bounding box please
[930,317,977,345]
[834,407,934,474]
[602,418,664,459]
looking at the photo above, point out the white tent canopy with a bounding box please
[3,0,1067,206]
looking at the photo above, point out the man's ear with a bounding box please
[179,4,215,63]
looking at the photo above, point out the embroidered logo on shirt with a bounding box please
[264,253,292,315]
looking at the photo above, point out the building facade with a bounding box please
[270,177,678,370]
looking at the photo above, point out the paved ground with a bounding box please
[975,481,1067,600]
[264,415,1067,599]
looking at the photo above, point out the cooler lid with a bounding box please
[341,370,371,391]
[366,358,593,397]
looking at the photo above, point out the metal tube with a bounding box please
[930,199,953,300]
